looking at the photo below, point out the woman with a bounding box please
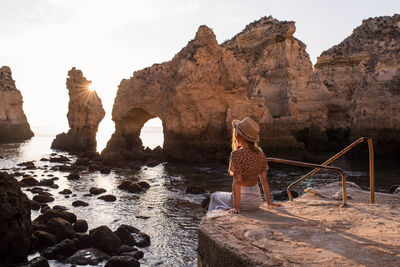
[208,117,280,214]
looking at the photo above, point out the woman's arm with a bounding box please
[229,173,242,214]
[260,171,281,207]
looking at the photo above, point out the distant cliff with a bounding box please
[104,14,400,162]
[52,67,105,152]
[0,66,34,142]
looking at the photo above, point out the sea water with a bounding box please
[1,125,399,266]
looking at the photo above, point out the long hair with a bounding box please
[232,128,259,152]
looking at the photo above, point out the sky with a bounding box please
[0,0,399,149]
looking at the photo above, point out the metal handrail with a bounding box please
[284,137,375,203]
[266,157,348,206]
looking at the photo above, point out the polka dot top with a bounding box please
[229,147,268,182]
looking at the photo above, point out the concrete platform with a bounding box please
[198,183,400,266]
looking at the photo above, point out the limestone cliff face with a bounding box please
[0,66,34,142]
[105,26,271,162]
[315,14,400,155]
[222,16,331,151]
[52,67,105,152]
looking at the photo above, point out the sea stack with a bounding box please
[52,67,105,153]
[0,66,34,142]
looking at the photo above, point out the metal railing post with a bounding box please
[367,139,375,204]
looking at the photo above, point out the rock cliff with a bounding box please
[52,67,105,152]
[0,172,32,265]
[0,66,34,142]
[314,14,400,156]
[106,14,400,162]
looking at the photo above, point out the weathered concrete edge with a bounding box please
[197,218,278,267]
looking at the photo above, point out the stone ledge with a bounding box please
[198,183,400,266]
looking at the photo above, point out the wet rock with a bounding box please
[33,194,54,203]
[388,185,399,194]
[74,233,92,249]
[30,200,41,210]
[31,187,48,194]
[98,194,117,202]
[66,248,110,265]
[75,158,90,166]
[17,161,35,167]
[53,205,68,211]
[105,256,140,267]
[186,186,208,194]
[46,217,75,242]
[272,190,299,201]
[116,224,150,248]
[20,176,39,187]
[67,172,80,180]
[89,187,107,195]
[59,188,73,195]
[79,151,100,160]
[72,200,89,207]
[40,158,50,162]
[115,225,136,246]
[73,219,88,233]
[89,225,121,254]
[29,256,50,267]
[41,238,77,260]
[118,180,133,191]
[49,156,70,163]
[56,165,77,172]
[33,209,77,229]
[83,193,93,197]
[146,158,160,167]
[102,151,126,167]
[34,230,57,248]
[13,171,23,176]
[121,250,144,260]
[0,172,32,265]
[127,183,144,193]
[137,181,150,190]
[100,167,111,174]
[88,164,102,171]
[118,245,138,254]
[38,178,56,187]
[40,205,51,213]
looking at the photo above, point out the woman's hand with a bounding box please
[267,202,281,208]
[228,208,240,214]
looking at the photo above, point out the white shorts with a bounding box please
[207,185,261,212]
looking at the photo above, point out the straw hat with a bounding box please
[232,117,260,143]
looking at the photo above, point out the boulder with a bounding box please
[33,194,54,203]
[33,209,77,229]
[66,248,110,265]
[0,172,32,265]
[100,166,112,174]
[89,225,121,254]
[28,256,50,267]
[33,230,58,248]
[74,233,93,249]
[59,188,73,195]
[20,176,39,186]
[51,67,105,152]
[49,156,70,163]
[186,186,207,194]
[73,219,89,233]
[98,194,117,202]
[67,172,80,180]
[89,187,107,195]
[41,238,77,260]
[120,250,144,260]
[105,256,140,267]
[72,200,89,207]
[137,181,150,190]
[45,217,75,242]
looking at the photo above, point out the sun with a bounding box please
[88,83,95,92]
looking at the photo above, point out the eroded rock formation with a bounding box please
[0,172,32,265]
[52,67,105,152]
[0,66,34,142]
[105,14,400,162]
[314,14,400,156]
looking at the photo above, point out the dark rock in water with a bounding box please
[33,209,77,228]
[79,151,100,160]
[75,158,91,166]
[201,194,211,209]
[88,164,102,171]
[105,256,140,267]
[89,187,107,195]
[53,205,68,211]
[100,167,111,174]
[102,151,126,166]
[89,225,121,254]
[118,245,138,254]
[30,187,48,194]
[40,205,51,213]
[20,176,39,187]
[66,247,110,265]
[50,156,70,163]
[67,172,80,180]
[115,225,136,246]
[388,185,400,194]
[83,193,93,197]
[73,219,88,233]
[115,224,150,248]
[272,190,299,201]
[30,200,41,210]
[56,165,77,172]
[98,194,117,202]
[46,217,75,242]
[146,158,160,167]
[17,161,35,167]
[41,238,77,260]
[0,172,32,265]
[121,250,144,260]
[29,256,50,267]
[118,180,133,190]
[13,171,24,176]
[74,233,93,249]
[33,194,54,203]
[59,188,73,195]
[40,158,50,162]
[127,183,144,193]
[137,181,150,190]
[34,230,57,248]
[38,178,55,187]
[186,186,208,194]
[72,200,89,207]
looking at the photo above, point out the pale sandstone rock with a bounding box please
[198,183,400,266]
[52,67,105,152]
[0,66,34,142]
